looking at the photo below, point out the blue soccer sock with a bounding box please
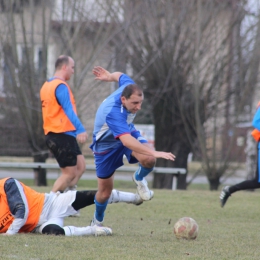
[94,196,108,222]
[134,164,154,181]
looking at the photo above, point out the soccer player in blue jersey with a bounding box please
[220,102,260,207]
[90,66,176,226]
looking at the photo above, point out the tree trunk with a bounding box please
[177,173,188,190]
[33,153,48,186]
[153,173,174,189]
[152,140,190,190]
[208,177,220,191]
[151,96,193,190]
[176,148,189,190]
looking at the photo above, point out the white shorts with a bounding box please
[34,191,78,234]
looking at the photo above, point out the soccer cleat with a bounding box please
[128,193,143,206]
[69,210,80,217]
[90,214,103,227]
[130,190,154,205]
[93,226,112,236]
[149,190,154,199]
[132,173,154,201]
[220,186,231,208]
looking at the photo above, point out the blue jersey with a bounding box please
[90,74,145,154]
[50,78,85,137]
[252,106,260,131]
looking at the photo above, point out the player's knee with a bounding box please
[101,191,111,201]
[64,173,77,183]
[97,190,111,201]
[140,156,156,168]
[42,224,65,236]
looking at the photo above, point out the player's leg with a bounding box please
[46,133,85,192]
[91,149,125,226]
[132,152,155,181]
[71,190,97,210]
[66,154,86,189]
[220,141,260,207]
[64,151,85,217]
[42,224,65,235]
[44,188,143,222]
[63,154,86,214]
[128,131,156,200]
[38,192,111,235]
[63,225,112,236]
[35,192,110,236]
[108,189,143,205]
[91,175,114,226]
[91,146,147,225]
[39,220,112,236]
[127,144,156,200]
[52,166,78,192]
[35,217,64,235]
[71,188,143,212]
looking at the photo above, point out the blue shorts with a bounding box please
[94,144,138,179]
[93,130,148,179]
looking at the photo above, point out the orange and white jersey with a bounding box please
[0,178,44,234]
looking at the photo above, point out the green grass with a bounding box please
[0,183,260,259]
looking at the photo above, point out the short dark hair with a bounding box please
[121,84,143,99]
[55,55,70,70]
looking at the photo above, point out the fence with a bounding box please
[0,162,186,190]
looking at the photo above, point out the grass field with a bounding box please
[1,181,260,260]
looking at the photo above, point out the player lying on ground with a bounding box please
[0,177,142,236]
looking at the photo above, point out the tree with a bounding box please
[1,0,259,191]
[0,0,53,185]
[0,0,124,185]
[120,0,260,190]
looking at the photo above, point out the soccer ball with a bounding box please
[173,217,199,240]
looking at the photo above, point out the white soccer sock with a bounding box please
[108,189,136,204]
[63,226,93,236]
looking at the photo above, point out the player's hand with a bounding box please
[76,132,88,144]
[92,66,111,81]
[153,151,176,161]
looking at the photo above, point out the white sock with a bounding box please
[108,189,136,204]
[63,226,93,236]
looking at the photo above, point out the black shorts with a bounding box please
[45,132,82,168]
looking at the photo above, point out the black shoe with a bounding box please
[219,186,231,208]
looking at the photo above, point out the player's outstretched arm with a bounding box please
[152,151,175,160]
[92,66,122,82]
[119,134,175,161]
